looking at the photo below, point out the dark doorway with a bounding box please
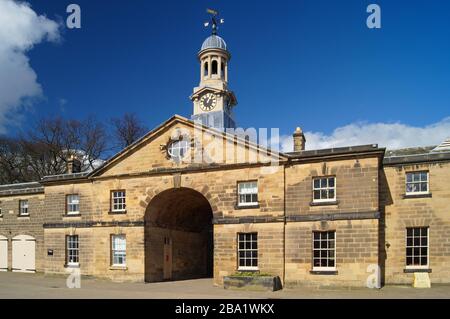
[144,188,213,282]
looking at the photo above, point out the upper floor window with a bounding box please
[111,191,126,213]
[66,194,80,215]
[313,231,336,271]
[237,181,258,207]
[406,227,429,268]
[66,235,79,266]
[111,235,126,267]
[238,233,258,271]
[313,177,336,202]
[19,200,29,216]
[406,172,429,195]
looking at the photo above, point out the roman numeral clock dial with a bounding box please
[200,93,217,111]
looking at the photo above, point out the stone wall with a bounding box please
[44,226,145,282]
[284,219,379,288]
[0,193,45,271]
[381,162,450,284]
[213,222,285,286]
[285,157,379,216]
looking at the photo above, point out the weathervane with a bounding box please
[204,8,224,35]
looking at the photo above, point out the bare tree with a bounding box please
[0,116,109,184]
[0,137,32,184]
[110,113,148,150]
[79,116,108,170]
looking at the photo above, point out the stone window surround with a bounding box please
[236,180,259,208]
[237,232,258,271]
[405,171,430,196]
[109,190,127,214]
[65,235,80,268]
[18,199,29,217]
[311,175,337,205]
[65,194,80,216]
[311,230,337,273]
[405,226,429,271]
[110,234,127,269]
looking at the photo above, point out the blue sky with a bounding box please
[1,0,449,150]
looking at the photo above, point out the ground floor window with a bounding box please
[406,227,429,268]
[238,233,258,270]
[111,235,126,266]
[66,235,79,266]
[312,231,336,270]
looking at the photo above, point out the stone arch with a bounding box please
[10,231,37,239]
[141,184,222,220]
[144,187,214,282]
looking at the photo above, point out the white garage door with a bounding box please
[12,235,35,273]
[0,236,7,271]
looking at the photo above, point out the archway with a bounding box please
[144,187,213,282]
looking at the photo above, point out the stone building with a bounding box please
[1,25,449,288]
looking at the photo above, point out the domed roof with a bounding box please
[200,35,227,52]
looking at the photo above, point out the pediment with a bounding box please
[190,87,223,100]
[90,115,286,178]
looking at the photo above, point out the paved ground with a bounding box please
[0,272,449,299]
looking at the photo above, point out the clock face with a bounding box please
[200,93,217,111]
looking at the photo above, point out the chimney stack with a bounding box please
[67,155,82,174]
[293,127,306,152]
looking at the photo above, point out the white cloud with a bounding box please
[0,0,60,133]
[278,117,450,152]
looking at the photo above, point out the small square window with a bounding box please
[66,194,80,215]
[111,191,126,212]
[312,177,336,202]
[19,200,29,216]
[405,172,429,195]
[237,181,258,207]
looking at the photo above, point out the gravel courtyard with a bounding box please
[0,272,449,299]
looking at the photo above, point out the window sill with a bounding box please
[108,210,127,215]
[63,213,81,218]
[237,267,259,272]
[404,268,432,273]
[310,270,338,275]
[235,204,260,210]
[403,193,432,199]
[310,200,339,207]
[17,215,30,220]
[109,265,128,271]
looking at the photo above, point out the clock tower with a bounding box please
[190,10,237,131]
